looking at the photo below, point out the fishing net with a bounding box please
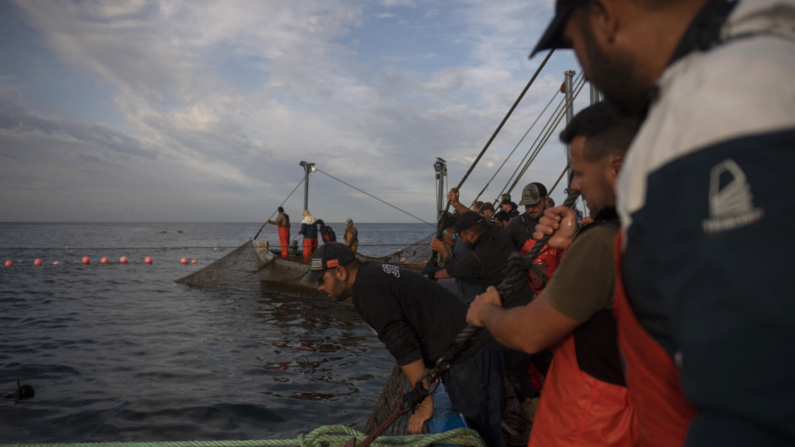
[174,240,264,291]
[176,232,436,291]
[363,365,411,435]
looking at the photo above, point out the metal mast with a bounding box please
[434,158,448,219]
[564,70,576,186]
[299,161,315,211]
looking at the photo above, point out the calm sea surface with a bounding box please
[0,222,434,443]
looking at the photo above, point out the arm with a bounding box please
[401,359,434,434]
[432,269,451,280]
[429,238,451,259]
[298,223,306,235]
[467,286,580,352]
[442,251,482,279]
[447,188,471,215]
[533,205,580,249]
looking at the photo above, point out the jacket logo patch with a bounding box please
[382,264,400,278]
[702,159,764,235]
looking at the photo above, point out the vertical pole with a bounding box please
[564,70,575,187]
[590,81,601,105]
[299,161,314,211]
[434,158,447,218]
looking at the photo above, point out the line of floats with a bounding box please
[4,256,199,267]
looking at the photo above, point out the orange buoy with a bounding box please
[180,258,188,264]
[145,257,153,264]
[101,257,109,264]
[34,259,43,266]
[5,260,13,267]
[120,256,129,264]
[191,259,197,264]
[82,257,90,264]
[53,261,61,265]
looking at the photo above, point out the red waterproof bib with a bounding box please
[520,239,562,295]
[529,334,637,447]
[613,233,695,447]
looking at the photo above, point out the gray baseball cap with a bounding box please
[518,183,549,206]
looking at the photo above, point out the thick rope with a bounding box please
[442,48,555,214]
[0,426,485,447]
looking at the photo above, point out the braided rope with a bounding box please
[1,426,485,447]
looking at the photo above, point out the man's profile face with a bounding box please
[525,198,548,220]
[317,268,350,301]
[500,204,512,213]
[562,7,647,116]
[569,136,614,216]
[480,209,494,220]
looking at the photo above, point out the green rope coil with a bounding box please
[1,425,485,447]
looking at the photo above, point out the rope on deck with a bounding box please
[1,425,485,447]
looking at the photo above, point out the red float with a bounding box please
[82,257,90,264]
[5,260,13,267]
[180,258,189,264]
[34,259,43,266]
[101,257,109,264]
[145,257,153,264]
[120,256,129,264]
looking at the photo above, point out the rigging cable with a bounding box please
[442,48,555,214]
[471,87,560,205]
[315,168,436,228]
[253,177,306,240]
[503,75,587,199]
[492,72,584,204]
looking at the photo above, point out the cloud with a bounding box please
[0,0,583,223]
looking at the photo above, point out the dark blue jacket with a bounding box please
[299,221,319,239]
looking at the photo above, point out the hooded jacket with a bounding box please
[615,1,795,445]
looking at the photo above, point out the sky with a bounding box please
[0,0,593,223]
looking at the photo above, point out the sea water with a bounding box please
[0,222,434,442]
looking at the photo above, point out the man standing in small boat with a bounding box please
[267,207,291,258]
[298,210,320,263]
[306,243,504,447]
[343,218,358,254]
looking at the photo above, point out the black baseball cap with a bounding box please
[455,211,484,233]
[530,0,587,57]
[303,243,356,285]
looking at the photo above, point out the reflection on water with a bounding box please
[0,222,422,443]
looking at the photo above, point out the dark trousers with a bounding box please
[443,338,504,447]
[503,348,536,402]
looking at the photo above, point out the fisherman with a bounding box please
[503,183,549,251]
[472,201,484,213]
[307,243,504,447]
[343,218,358,254]
[467,102,638,447]
[431,201,538,424]
[317,219,337,244]
[532,0,795,445]
[500,200,520,219]
[297,210,320,263]
[428,213,483,304]
[493,211,511,228]
[501,193,519,215]
[266,206,291,258]
[478,202,495,221]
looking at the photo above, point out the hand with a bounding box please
[533,206,579,249]
[578,216,594,226]
[429,238,447,254]
[467,286,502,327]
[447,187,460,204]
[408,398,433,434]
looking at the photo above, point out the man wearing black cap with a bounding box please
[306,243,504,447]
[503,183,549,251]
[532,1,795,446]
[430,209,538,422]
